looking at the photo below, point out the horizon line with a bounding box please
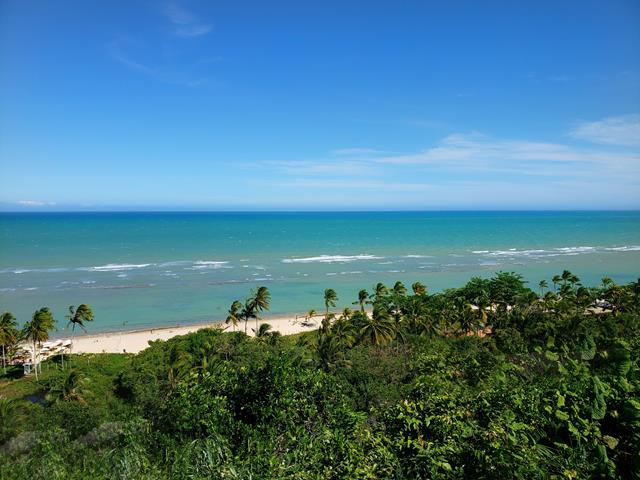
[1,208,639,214]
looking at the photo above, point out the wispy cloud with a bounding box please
[163,2,212,37]
[330,148,381,156]
[261,120,640,187]
[107,37,210,87]
[16,200,56,207]
[106,39,156,75]
[107,2,217,86]
[569,114,640,147]
[372,132,638,170]
[264,160,371,177]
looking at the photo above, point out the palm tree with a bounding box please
[538,280,548,297]
[253,322,273,338]
[412,282,427,296]
[225,300,243,332]
[65,304,94,366]
[323,288,338,316]
[45,369,88,404]
[22,308,55,381]
[359,308,395,346]
[339,307,352,321]
[392,281,407,296]
[0,312,18,374]
[454,299,482,336]
[373,283,388,301]
[238,286,271,334]
[250,286,271,332]
[240,302,254,335]
[353,289,369,313]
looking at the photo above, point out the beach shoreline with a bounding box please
[64,313,319,354]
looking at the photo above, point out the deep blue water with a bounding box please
[1,211,638,333]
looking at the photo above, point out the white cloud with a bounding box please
[163,2,212,37]
[370,132,639,173]
[569,114,640,147]
[107,38,210,87]
[261,128,640,191]
[16,200,56,207]
[175,25,213,38]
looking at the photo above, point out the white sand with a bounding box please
[70,315,320,354]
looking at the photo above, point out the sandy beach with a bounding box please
[69,315,319,354]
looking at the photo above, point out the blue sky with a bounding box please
[0,0,639,210]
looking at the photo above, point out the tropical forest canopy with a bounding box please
[0,271,639,479]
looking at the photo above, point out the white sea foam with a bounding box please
[282,254,383,264]
[158,260,191,267]
[190,261,231,270]
[403,254,433,258]
[86,263,153,272]
[1,267,68,274]
[471,245,640,259]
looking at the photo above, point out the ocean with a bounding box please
[1,211,639,333]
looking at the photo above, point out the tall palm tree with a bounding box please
[359,308,395,346]
[240,301,254,335]
[66,304,94,366]
[323,288,338,316]
[538,280,548,297]
[225,300,243,332]
[250,286,271,332]
[22,308,55,381]
[238,286,271,334]
[392,281,407,296]
[352,289,369,313]
[373,283,388,301]
[412,282,427,296]
[0,312,18,374]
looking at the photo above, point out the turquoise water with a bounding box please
[1,212,639,333]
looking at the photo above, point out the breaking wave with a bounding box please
[282,254,383,264]
[472,245,640,258]
[85,263,153,272]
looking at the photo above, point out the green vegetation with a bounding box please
[1,271,639,479]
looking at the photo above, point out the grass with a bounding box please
[0,353,132,402]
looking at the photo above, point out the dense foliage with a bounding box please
[1,271,639,479]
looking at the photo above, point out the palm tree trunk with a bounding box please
[32,340,38,381]
[69,327,75,368]
[2,344,5,374]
